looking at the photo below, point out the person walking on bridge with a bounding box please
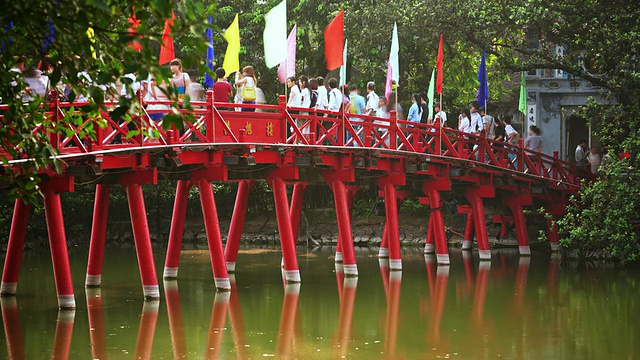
[365,81,379,116]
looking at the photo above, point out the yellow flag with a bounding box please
[223,14,240,77]
[87,27,96,59]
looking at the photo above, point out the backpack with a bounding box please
[310,90,318,108]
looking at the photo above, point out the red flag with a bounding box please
[159,11,176,65]
[436,34,444,94]
[324,9,344,71]
[128,8,142,52]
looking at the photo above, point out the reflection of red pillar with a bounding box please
[1,199,30,295]
[472,261,490,325]
[204,291,230,359]
[164,280,187,359]
[336,276,358,358]
[276,283,300,358]
[270,176,301,282]
[335,231,343,262]
[462,250,475,294]
[197,178,231,291]
[225,180,254,272]
[164,180,191,279]
[0,297,26,360]
[424,254,436,297]
[332,181,358,276]
[384,184,402,270]
[384,271,402,357]
[133,301,160,360]
[335,263,345,299]
[379,221,389,258]
[86,184,111,287]
[379,258,390,300]
[86,288,107,360]
[466,189,491,260]
[424,215,435,254]
[429,266,449,342]
[125,184,160,299]
[229,275,248,359]
[289,183,307,243]
[462,212,475,250]
[428,189,450,265]
[44,190,76,309]
[513,257,530,313]
[52,310,75,360]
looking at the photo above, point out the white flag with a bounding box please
[339,39,348,86]
[263,0,287,68]
[389,22,399,83]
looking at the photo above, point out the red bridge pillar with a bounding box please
[1,199,31,296]
[505,193,533,256]
[224,180,255,273]
[164,180,192,279]
[331,181,359,276]
[383,183,402,270]
[378,190,407,258]
[195,178,231,291]
[268,174,302,282]
[422,177,452,265]
[542,195,567,252]
[85,184,111,287]
[335,185,358,263]
[466,185,495,261]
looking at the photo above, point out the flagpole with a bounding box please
[439,91,443,154]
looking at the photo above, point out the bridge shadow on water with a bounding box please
[0,247,638,359]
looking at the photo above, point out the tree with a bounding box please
[1,0,214,202]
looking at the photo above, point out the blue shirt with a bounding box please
[407,103,422,124]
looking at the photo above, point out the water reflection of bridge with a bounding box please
[1,94,586,309]
[0,250,567,359]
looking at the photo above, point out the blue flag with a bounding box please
[204,15,215,87]
[475,50,488,107]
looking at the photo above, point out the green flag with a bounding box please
[518,71,526,115]
[427,69,435,122]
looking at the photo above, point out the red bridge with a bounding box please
[0,91,585,309]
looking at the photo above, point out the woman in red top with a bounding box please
[212,67,233,103]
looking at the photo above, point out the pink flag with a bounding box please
[384,60,393,100]
[277,25,297,83]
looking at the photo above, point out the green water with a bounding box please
[0,246,638,359]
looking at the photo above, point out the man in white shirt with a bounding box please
[327,77,342,112]
[469,101,482,135]
[286,76,301,110]
[315,76,329,110]
[364,81,379,116]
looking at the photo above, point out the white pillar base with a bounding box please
[343,264,358,277]
[344,277,358,288]
[284,270,301,283]
[479,249,492,260]
[226,262,236,273]
[550,242,561,251]
[335,252,343,263]
[0,282,17,295]
[281,258,285,268]
[214,277,231,291]
[389,259,402,271]
[378,257,390,269]
[519,246,531,256]
[378,247,389,258]
[163,267,179,279]
[57,294,76,309]
[424,243,435,254]
[461,240,472,250]
[424,254,436,265]
[389,270,402,282]
[142,285,160,299]
[437,265,450,276]
[85,274,101,287]
[436,253,450,265]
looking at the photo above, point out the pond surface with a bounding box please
[0,246,638,359]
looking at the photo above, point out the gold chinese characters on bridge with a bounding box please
[266,122,273,137]
[223,120,231,135]
[245,122,252,135]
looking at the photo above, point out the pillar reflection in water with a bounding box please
[133,300,159,360]
[204,291,230,360]
[229,274,248,359]
[275,283,300,359]
[378,257,402,358]
[164,280,188,359]
[429,261,449,344]
[513,256,530,314]
[472,260,491,326]
[334,263,357,357]
[52,310,76,360]
[86,288,107,360]
[0,297,26,360]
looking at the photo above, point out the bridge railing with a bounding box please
[1,90,586,185]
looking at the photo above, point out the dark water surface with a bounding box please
[0,246,638,359]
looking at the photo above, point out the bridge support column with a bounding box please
[125,184,160,299]
[164,180,191,279]
[270,176,301,282]
[289,183,307,243]
[505,194,533,256]
[336,185,358,263]
[224,180,254,273]
[466,186,494,260]
[196,179,231,291]
[379,222,389,257]
[424,215,435,254]
[43,190,76,309]
[86,184,111,287]
[383,184,402,270]
[1,199,30,295]
[331,181,358,276]
[462,211,475,251]
[427,188,450,265]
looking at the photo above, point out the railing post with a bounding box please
[136,89,146,146]
[518,138,524,171]
[434,121,442,156]
[364,120,372,147]
[389,110,397,149]
[206,90,214,143]
[279,95,287,143]
[48,89,60,151]
[552,150,559,180]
